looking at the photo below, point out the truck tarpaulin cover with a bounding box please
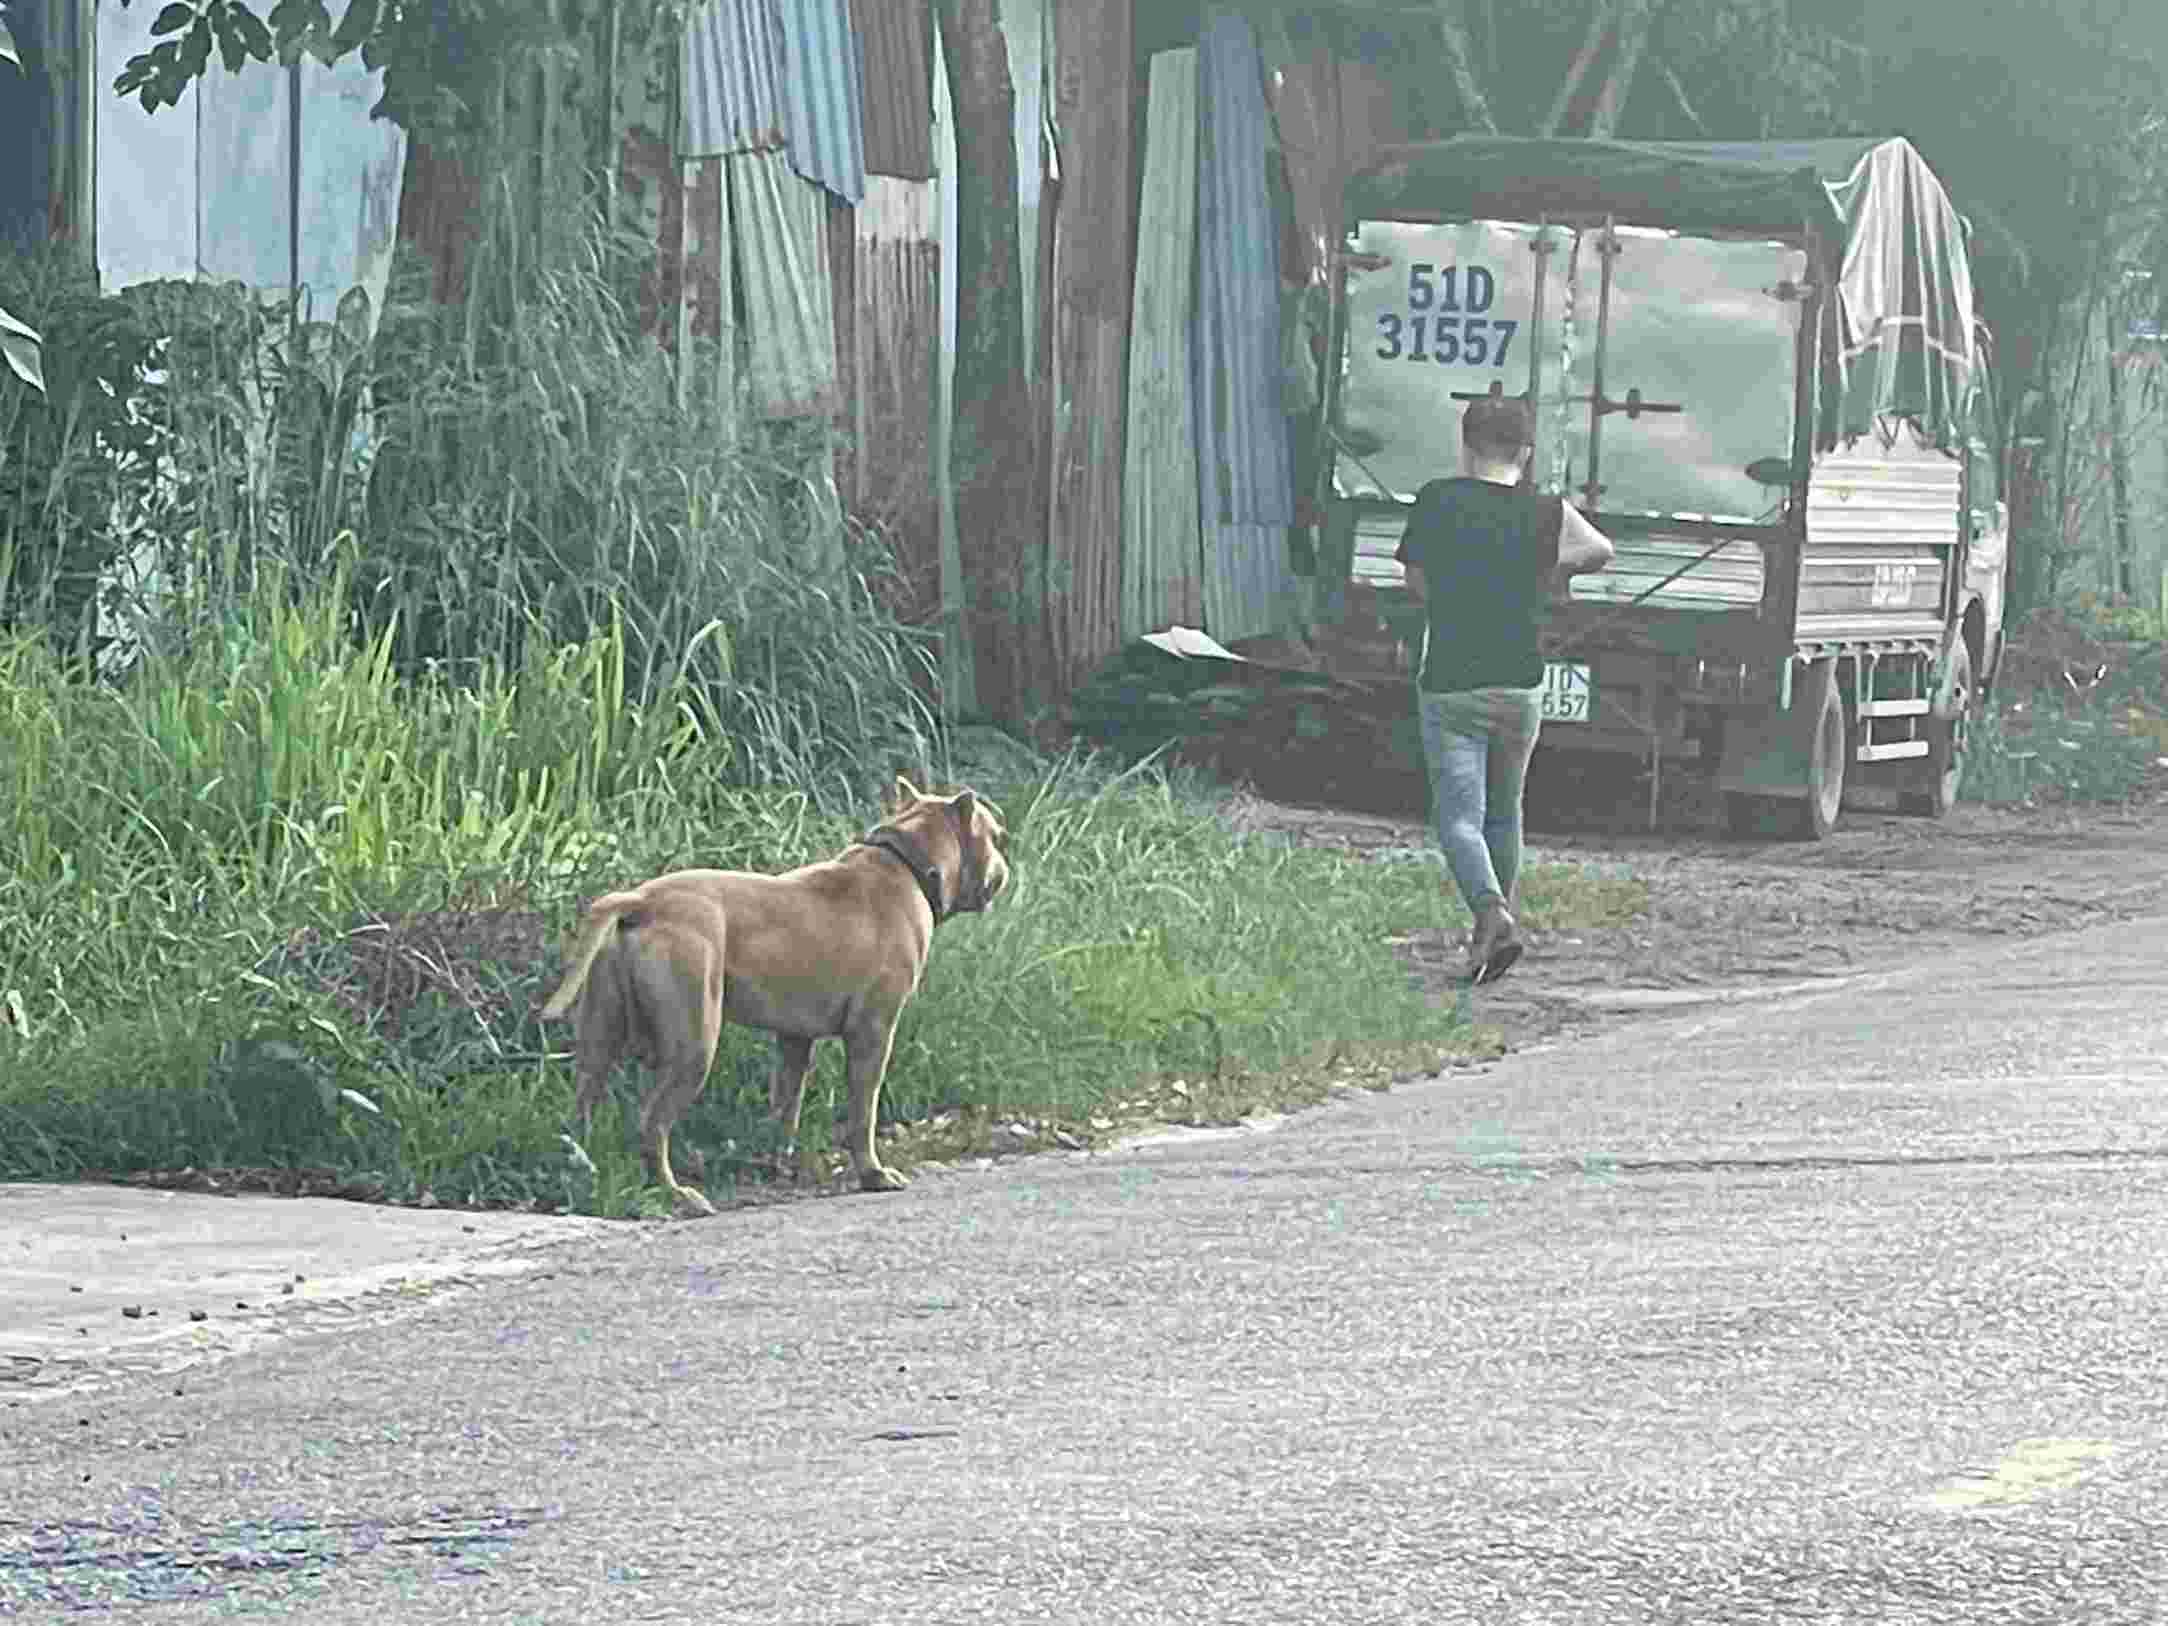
[1346,135,1978,455]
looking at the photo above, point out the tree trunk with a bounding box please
[932,0,1043,727]
[1434,1,1498,133]
[1587,0,1656,138]
[1540,2,1613,138]
[2105,341,2137,598]
[1655,57,1705,133]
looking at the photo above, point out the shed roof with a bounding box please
[1346,134,1911,239]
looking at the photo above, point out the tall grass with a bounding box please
[0,560,1507,1212]
[2,203,938,805]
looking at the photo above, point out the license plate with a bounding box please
[1541,661,1592,723]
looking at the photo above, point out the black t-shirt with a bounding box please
[1393,477,1564,694]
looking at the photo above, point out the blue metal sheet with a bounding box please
[297,51,408,327]
[777,0,864,205]
[680,0,786,159]
[195,60,290,289]
[90,2,401,313]
[0,0,52,245]
[1193,8,1296,641]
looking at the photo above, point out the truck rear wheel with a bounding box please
[1897,640,1973,818]
[1723,671,1847,841]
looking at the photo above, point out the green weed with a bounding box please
[1967,659,2166,807]
[0,569,1551,1213]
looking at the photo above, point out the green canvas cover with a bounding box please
[1345,135,1981,455]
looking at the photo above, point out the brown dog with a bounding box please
[540,779,1010,1213]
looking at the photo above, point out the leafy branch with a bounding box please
[109,0,561,135]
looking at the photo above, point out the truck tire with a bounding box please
[1897,640,1973,818]
[1723,672,1847,841]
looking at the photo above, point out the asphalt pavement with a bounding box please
[3,912,2165,1624]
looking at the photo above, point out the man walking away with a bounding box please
[1395,396,1617,986]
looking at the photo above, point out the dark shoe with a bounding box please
[1469,901,1524,987]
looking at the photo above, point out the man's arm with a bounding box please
[1395,488,1435,602]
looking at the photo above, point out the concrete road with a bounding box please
[3,915,2165,1624]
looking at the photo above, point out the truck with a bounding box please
[1314,135,2008,839]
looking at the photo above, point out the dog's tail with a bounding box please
[540,893,643,1021]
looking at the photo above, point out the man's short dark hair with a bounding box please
[1462,396,1534,458]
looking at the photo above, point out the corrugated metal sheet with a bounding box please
[1120,47,1203,640]
[680,0,785,158]
[93,0,196,290]
[729,147,839,418]
[1260,28,1398,283]
[930,8,976,714]
[851,0,933,180]
[39,0,95,247]
[1570,538,1767,610]
[616,0,683,337]
[676,155,736,426]
[835,176,941,621]
[1,1,63,247]
[1797,431,1959,643]
[777,0,864,204]
[195,59,289,289]
[1194,8,1296,642]
[1805,431,1963,546]
[1001,0,1048,382]
[90,0,403,317]
[1042,0,1134,688]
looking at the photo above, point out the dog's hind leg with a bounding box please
[641,1038,721,1217]
[637,934,725,1219]
[767,1034,816,1178]
[569,958,629,1134]
[841,1014,908,1193]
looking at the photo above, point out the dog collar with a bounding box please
[857,828,949,924]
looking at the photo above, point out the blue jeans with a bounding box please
[1417,686,1543,915]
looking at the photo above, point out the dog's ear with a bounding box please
[949,788,977,828]
[893,775,927,808]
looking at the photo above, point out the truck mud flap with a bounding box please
[1715,657,1836,801]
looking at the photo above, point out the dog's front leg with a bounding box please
[841,1014,907,1192]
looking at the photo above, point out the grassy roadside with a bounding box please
[0,590,1645,1218]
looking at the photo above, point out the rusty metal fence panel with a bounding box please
[1121,46,1203,640]
[1041,0,1134,689]
[851,0,934,180]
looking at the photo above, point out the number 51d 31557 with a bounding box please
[1376,260,1518,368]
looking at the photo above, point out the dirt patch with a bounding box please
[263,906,555,1039]
[1222,755,2168,1054]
